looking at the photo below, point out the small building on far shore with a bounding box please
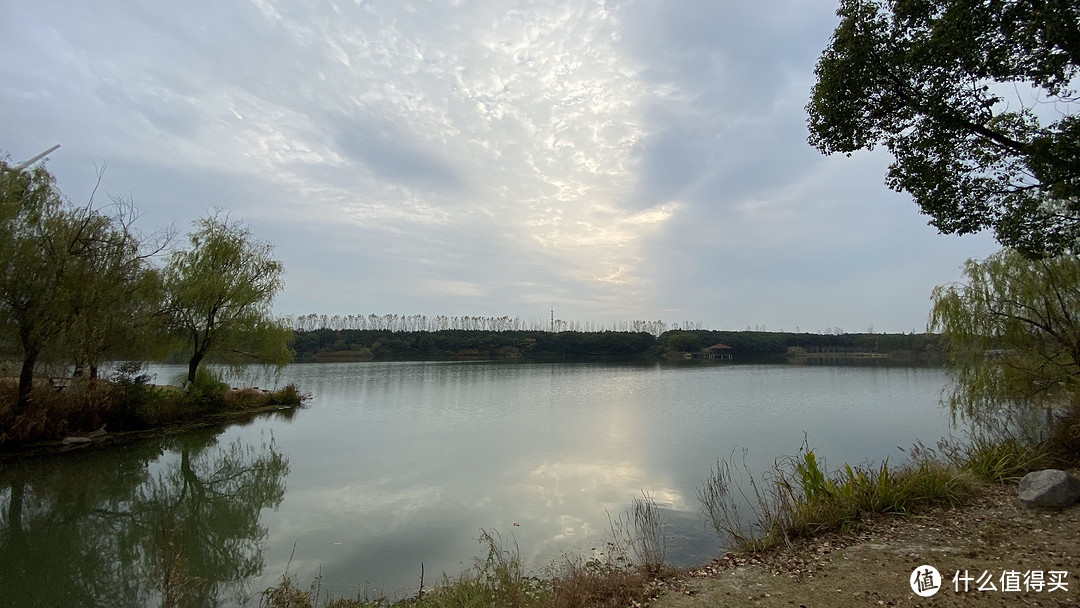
[689,343,733,360]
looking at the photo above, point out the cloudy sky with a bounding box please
[1,0,1000,333]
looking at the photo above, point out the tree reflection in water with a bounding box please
[0,428,289,607]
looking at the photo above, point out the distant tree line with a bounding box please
[285,313,705,336]
[291,329,658,360]
[656,331,940,357]
[291,327,940,361]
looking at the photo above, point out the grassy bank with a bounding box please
[696,435,1058,553]
[0,363,307,449]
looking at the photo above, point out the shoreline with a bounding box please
[0,401,300,460]
[654,479,1080,607]
[254,477,1080,608]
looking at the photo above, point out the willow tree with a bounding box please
[0,162,151,410]
[1,160,168,418]
[930,249,1080,421]
[164,214,293,385]
[64,199,169,379]
[0,161,67,413]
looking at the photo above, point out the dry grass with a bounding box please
[225,387,269,410]
[259,528,667,608]
[544,557,654,608]
[0,381,111,445]
[1049,403,1080,462]
[226,384,308,410]
[259,575,325,608]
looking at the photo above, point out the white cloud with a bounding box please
[0,0,999,329]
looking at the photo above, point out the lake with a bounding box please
[0,360,960,606]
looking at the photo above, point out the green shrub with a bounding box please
[178,367,229,409]
[224,387,266,409]
[938,434,1053,483]
[898,459,974,508]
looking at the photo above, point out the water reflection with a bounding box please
[0,430,288,608]
[240,361,956,599]
[11,361,956,604]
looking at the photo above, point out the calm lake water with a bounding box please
[0,360,960,606]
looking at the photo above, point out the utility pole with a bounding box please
[550,308,554,333]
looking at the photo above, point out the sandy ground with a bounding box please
[653,482,1080,607]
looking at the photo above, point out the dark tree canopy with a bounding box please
[808,0,1080,256]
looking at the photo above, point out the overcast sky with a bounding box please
[1,0,1000,333]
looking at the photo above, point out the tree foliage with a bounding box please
[63,199,167,378]
[164,214,292,385]
[660,331,704,353]
[0,161,67,411]
[0,161,164,411]
[808,0,1080,256]
[0,159,300,441]
[930,249,1080,418]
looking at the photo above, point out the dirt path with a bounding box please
[653,483,1080,607]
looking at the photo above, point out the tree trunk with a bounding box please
[187,351,204,385]
[15,338,39,416]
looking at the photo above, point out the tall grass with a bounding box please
[259,574,330,608]
[630,492,667,574]
[261,530,547,608]
[698,442,978,552]
[543,556,651,608]
[697,449,792,552]
[602,491,669,575]
[0,381,120,445]
[934,434,1054,483]
[260,523,664,608]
